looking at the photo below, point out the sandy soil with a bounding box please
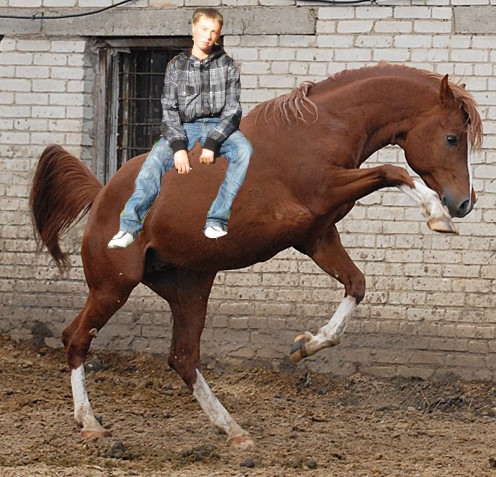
[1,335,496,477]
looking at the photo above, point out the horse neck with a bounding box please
[313,76,438,165]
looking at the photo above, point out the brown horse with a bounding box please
[30,63,482,449]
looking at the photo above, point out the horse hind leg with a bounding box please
[63,286,134,438]
[147,268,254,449]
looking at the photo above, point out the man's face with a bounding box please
[192,16,222,57]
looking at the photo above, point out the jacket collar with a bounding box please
[183,45,225,66]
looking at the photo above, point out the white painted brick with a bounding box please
[356,35,393,48]
[10,0,41,5]
[32,79,66,92]
[51,40,86,53]
[259,48,295,61]
[0,78,31,91]
[414,20,453,34]
[336,48,371,62]
[394,35,432,48]
[33,53,68,66]
[268,62,287,75]
[337,20,374,34]
[16,40,50,51]
[32,105,67,118]
[451,49,488,62]
[15,65,50,78]
[411,49,449,63]
[394,6,433,19]
[0,52,33,65]
[375,21,413,33]
[316,21,336,34]
[373,49,411,62]
[318,7,355,20]
[316,35,354,48]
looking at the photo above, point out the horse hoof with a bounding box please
[81,428,111,439]
[427,216,457,234]
[290,335,308,363]
[227,434,255,449]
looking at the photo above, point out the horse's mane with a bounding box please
[253,62,483,150]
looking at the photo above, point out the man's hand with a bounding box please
[199,148,215,164]
[174,150,191,174]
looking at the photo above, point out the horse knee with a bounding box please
[347,274,366,304]
[62,323,95,369]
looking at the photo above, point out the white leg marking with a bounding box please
[301,296,357,355]
[398,181,455,233]
[71,365,107,435]
[193,369,253,448]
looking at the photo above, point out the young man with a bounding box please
[108,8,252,249]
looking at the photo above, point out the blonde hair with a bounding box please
[192,8,223,26]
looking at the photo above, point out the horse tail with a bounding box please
[29,144,103,273]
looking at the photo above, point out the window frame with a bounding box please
[93,37,193,183]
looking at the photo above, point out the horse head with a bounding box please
[400,75,482,218]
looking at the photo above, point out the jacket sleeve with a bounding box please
[204,60,242,153]
[160,59,187,153]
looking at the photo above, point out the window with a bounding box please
[94,37,192,182]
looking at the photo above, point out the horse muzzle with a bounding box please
[441,188,476,218]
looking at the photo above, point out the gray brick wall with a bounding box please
[0,0,495,381]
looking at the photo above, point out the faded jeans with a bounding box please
[119,118,253,237]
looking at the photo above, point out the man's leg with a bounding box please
[108,138,174,248]
[204,130,252,236]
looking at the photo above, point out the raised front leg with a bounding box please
[319,165,455,233]
[399,181,456,233]
[291,226,365,363]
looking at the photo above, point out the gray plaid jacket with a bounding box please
[160,46,242,154]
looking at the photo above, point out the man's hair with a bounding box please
[192,8,223,27]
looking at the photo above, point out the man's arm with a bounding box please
[160,59,188,153]
[203,60,242,154]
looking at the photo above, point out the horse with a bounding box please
[30,63,482,449]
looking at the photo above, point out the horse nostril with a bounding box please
[458,199,472,217]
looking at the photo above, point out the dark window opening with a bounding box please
[95,37,194,182]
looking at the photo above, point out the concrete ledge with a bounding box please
[454,6,496,34]
[0,7,316,37]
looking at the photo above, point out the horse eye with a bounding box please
[446,135,458,147]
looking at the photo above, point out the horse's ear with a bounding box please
[439,74,456,107]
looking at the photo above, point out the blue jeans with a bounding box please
[119,118,253,237]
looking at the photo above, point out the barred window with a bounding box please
[94,37,192,182]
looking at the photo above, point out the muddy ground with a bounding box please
[1,336,496,477]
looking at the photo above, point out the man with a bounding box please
[108,7,252,248]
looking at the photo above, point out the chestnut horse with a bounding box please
[30,63,482,448]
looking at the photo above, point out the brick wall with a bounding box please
[0,0,495,381]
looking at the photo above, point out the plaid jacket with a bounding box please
[160,46,242,154]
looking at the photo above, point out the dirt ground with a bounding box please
[2,336,496,477]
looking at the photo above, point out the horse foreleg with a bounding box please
[290,296,357,363]
[291,226,364,363]
[158,268,254,449]
[71,362,109,437]
[328,165,455,233]
[399,181,456,234]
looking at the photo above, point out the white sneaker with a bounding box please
[204,225,227,239]
[108,231,134,249]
